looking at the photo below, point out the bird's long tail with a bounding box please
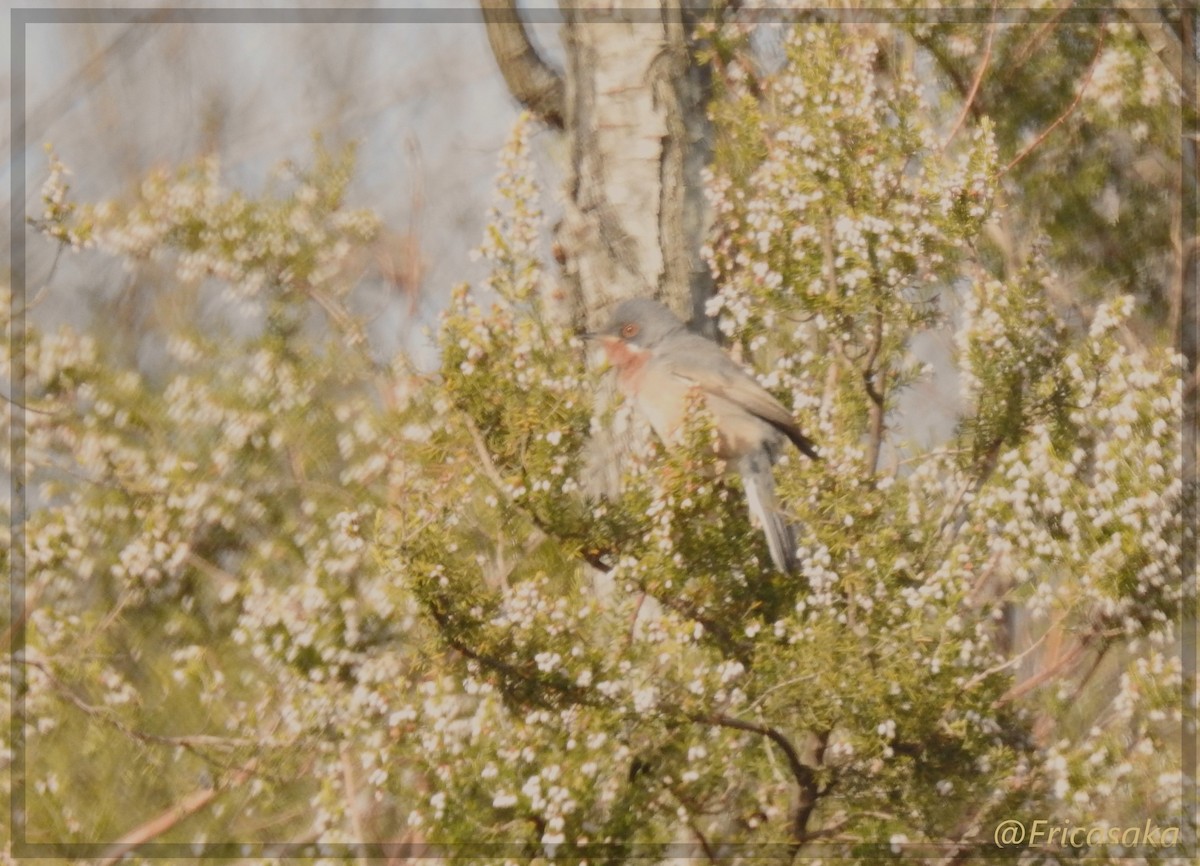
[737,451,797,573]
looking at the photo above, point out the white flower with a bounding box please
[632,686,659,713]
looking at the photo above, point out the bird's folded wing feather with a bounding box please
[664,339,819,460]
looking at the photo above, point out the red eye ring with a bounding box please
[620,322,640,339]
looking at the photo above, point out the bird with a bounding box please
[588,297,818,573]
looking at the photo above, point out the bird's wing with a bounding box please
[663,335,820,460]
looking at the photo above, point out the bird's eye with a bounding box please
[621,322,640,339]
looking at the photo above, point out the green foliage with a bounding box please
[956,261,1074,464]
[914,18,1182,326]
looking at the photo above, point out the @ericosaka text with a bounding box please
[994,818,1180,849]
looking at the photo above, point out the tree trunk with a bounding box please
[557,1,715,331]
[484,0,715,329]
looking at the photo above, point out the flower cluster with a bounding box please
[36,143,379,305]
[12,145,421,844]
[1086,23,1181,133]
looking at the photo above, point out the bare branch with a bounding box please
[464,414,508,493]
[921,38,976,110]
[15,242,65,317]
[481,0,566,129]
[0,576,48,655]
[97,761,256,866]
[697,712,823,846]
[1004,1,1074,74]
[962,609,1073,691]
[862,301,887,477]
[995,636,1092,705]
[26,658,255,754]
[940,5,998,153]
[1002,25,1107,175]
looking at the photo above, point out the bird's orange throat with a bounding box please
[600,337,652,391]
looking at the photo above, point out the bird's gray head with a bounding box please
[593,298,687,348]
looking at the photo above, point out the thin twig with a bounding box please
[186,551,240,590]
[16,242,65,317]
[995,637,1091,705]
[746,672,818,712]
[934,778,1027,866]
[97,761,256,866]
[666,785,719,865]
[1057,641,1113,720]
[626,591,648,646]
[962,609,1072,690]
[1005,0,1074,74]
[821,207,839,300]
[863,305,886,477]
[464,415,508,493]
[0,390,68,416]
[0,576,48,655]
[941,6,999,153]
[25,658,256,752]
[696,712,822,845]
[1002,25,1107,174]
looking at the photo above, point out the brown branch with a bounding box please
[1002,25,1108,174]
[481,0,565,129]
[934,776,1030,866]
[1007,3,1072,71]
[463,411,621,575]
[97,761,256,866]
[1056,640,1112,715]
[426,604,601,709]
[15,241,65,317]
[304,285,399,408]
[1,576,47,655]
[963,609,1072,690]
[186,551,239,591]
[698,712,823,845]
[26,658,256,754]
[940,6,998,153]
[821,207,839,301]
[464,415,507,492]
[921,39,976,110]
[341,744,371,859]
[863,305,886,477]
[667,785,720,865]
[701,713,810,783]
[995,637,1091,705]
[28,644,281,858]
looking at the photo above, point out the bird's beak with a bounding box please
[581,331,602,342]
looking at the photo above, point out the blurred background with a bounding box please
[7,3,973,478]
[6,1,570,368]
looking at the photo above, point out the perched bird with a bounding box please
[589,297,818,572]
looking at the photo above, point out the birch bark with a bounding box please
[484,0,715,329]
